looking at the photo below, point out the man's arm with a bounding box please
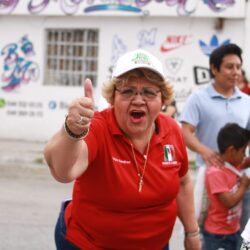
[181,122,223,166]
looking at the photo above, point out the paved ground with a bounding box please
[0,139,72,250]
[0,139,191,250]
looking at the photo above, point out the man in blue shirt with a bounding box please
[180,43,250,248]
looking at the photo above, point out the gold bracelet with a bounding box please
[184,228,200,238]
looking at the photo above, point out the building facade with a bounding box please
[0,1,249,141]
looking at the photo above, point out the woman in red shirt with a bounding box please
[44,49,200,250]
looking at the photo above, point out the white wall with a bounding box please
[0,11,247,141]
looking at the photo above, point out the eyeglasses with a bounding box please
[115,87,161,101]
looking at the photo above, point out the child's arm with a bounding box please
[217,175,250,209]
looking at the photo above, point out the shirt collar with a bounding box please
[207,82,242,100]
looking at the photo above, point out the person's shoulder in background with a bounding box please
[161,100,177,118]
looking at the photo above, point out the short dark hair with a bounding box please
[217,123,250,154]
[209,44,243,75]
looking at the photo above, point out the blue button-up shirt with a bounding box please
[180,82,250,167]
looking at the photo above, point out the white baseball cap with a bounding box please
[112,49,165,80]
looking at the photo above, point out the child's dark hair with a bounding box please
[217,123,250,154]
[209,44,242,77]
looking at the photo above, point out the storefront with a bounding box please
[0,1,247,141]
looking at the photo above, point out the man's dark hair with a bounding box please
[209,44,243,76]
[217,123,250,154]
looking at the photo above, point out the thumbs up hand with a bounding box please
[65,78,95,136]
[84,78,94,101]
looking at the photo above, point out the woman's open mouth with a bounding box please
[130,110,146,123]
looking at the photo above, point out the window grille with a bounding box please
[44,29,99,87]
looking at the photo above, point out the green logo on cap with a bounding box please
[132,52,151,65]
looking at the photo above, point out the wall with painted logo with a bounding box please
[0,1,245,17]
[0,0,248,141]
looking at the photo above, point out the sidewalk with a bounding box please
[0,139,73,250]
[0,139,195,250]
[0,138,46,168]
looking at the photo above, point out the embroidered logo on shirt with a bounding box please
[162,144,178,165]
[112,157,131,165]
[164,144,175,161]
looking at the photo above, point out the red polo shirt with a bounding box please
[65,108,188,249]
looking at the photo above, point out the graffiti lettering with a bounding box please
[1,35,39,91]
[0,0,19,13]
[60,0,84,15]
[175,87,193,101]
[0,0,236,16]
[203,0,235,12]
[28,0,49,13]
[164,0,199,15]
[109,35,126,75]
[137,28,157,48]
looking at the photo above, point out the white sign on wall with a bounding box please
[0,0,245,18]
